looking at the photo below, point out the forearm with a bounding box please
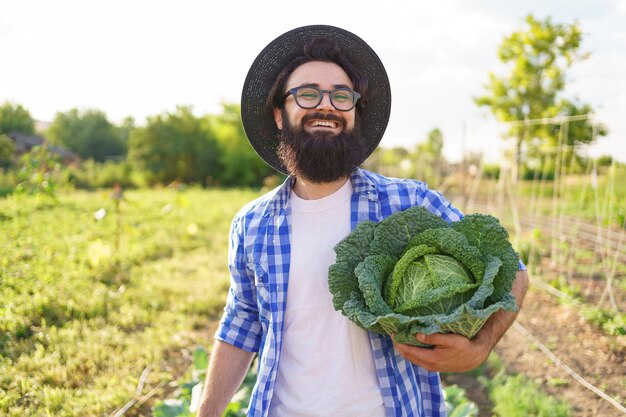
[196,340,255,417]
[474,269,529,349]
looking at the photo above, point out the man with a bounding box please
[197,25,528,417]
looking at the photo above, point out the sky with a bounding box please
[1,0,625,163]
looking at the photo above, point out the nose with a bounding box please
[316,92,334,111]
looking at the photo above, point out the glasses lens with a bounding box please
[331,89,355,110]
[295,87,321,108]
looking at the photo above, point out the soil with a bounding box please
[450,199,626,416]
[444,284,626,417]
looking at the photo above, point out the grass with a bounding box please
[464,164,626,230]
[0,187,261,416]
[478,354,573,417]
[2,172,621,415]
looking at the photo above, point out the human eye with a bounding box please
[332,90,352,102]
[297,88,320,101]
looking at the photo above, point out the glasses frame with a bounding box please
[282,86,361,111]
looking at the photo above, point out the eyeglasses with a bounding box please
[282,86,361,111]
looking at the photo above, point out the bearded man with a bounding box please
[197,25,528,417]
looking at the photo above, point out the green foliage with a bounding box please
[0,188,261,416]
[475,15,604,173]
[64,159,143,189]
[0,101,35,135]
[152,347,209,417]
[0,170,16,196]
[128,106,220,186]
[153,348,257,417]
[486,372,571,417]
[417,128,444,159]
[516,227,548,271]
[14,145,63,199]
[363,128,447,186]
[1,103,277,189]
[582,307,626,336]
[521,164,555,181]
[596,155,614,167]
[470,354,572,417]
[207,103,273,187]
[0,133,16,168]
[46,108,127,162]
[444,385,479,417]
[328,206,519,346]
[481,163,501,180]
[476,14,585,123]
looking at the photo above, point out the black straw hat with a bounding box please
[241,25,392,175]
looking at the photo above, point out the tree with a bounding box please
[416,128,446,187]
[118,116,135,154]
[0,101,35,135]
[206,103,273,187]
[417,128,444,159]
[46,108,126,162]
[128,106,220,185]
[0,134,16,168]
[474,15,602,178]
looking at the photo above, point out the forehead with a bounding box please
[286,61,353,89]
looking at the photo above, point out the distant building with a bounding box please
[7,132,80,165]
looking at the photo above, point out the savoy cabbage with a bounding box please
[328,205,519,346]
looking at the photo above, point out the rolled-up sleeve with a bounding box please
[214,216,262,352]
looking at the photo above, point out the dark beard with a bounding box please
[276,110,365,183]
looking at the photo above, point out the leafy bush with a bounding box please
[582,307,626,336]
[487,372,571,417]
[328,206,519,346]
[14,145,63,198]
[481,163,501,180]
[471,354,572,417]
[444,384,479,417]
[153,347,257,417]
[65,159,143,189]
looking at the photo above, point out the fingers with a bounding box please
[415,332,470,348]
[392,339,439,371]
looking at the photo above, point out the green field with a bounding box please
[3,179,617,416]
[0,188,261,416]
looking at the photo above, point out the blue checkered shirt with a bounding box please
[216,168,467,417]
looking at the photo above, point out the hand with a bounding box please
[392,332,491,373]
[394,270,529,373]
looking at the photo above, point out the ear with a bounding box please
[273,108,283,130]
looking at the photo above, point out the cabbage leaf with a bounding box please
[328,206,519,346]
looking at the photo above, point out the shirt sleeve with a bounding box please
[214,215,263,352]
[418,186,463,223]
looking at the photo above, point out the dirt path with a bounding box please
[497,286,626,416]
[448,284,626,417]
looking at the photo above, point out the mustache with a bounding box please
[302,112,345,124]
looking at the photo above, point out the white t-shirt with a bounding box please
[269,180,386,417]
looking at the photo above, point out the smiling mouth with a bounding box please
[306,120,340,129]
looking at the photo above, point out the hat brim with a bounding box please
[241,25,391,175]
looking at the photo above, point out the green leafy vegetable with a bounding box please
[328,206,519,346]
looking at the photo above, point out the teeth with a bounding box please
[310,120,337,128]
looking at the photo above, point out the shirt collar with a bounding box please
[265,168,378,216]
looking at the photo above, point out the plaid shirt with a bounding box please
[216,168,466,417]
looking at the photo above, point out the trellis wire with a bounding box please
[513,321,626,414]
